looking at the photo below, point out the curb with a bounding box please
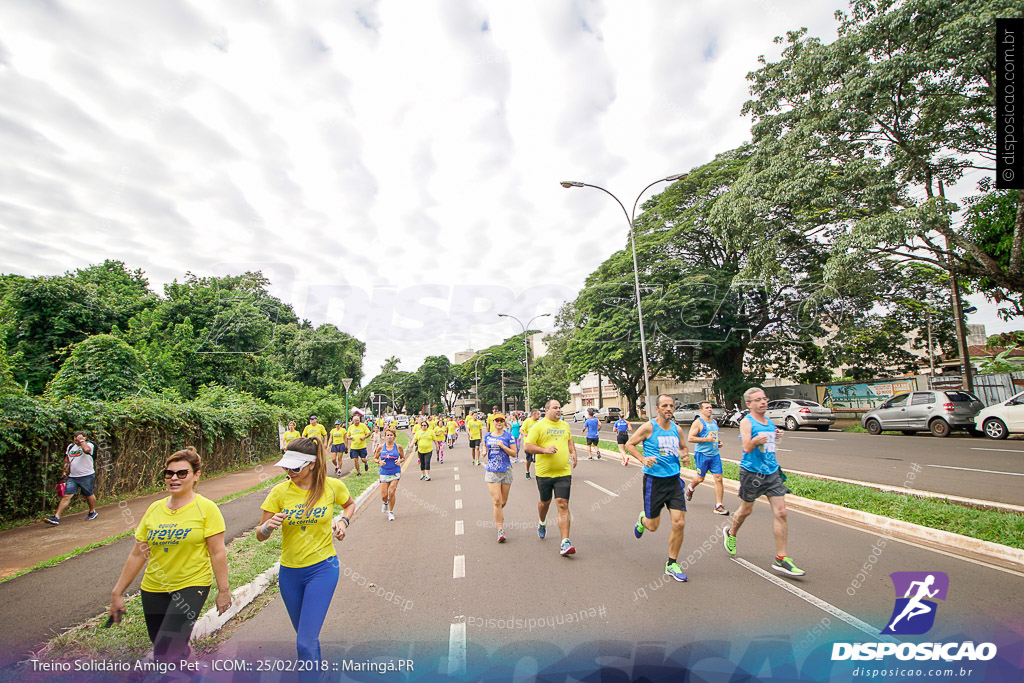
[589,444,1024,574]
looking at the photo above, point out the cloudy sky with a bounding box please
[0,1,1006,379]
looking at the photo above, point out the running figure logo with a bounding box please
[881,571,949,635]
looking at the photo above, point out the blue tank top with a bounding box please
[641,419,681,478]
[739,414,779,475]
[379,443,402,476]
[693,417,719,457]
[510,421,521,438]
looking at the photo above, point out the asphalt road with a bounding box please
[577,421,1024,506]
[211,435,1024,680]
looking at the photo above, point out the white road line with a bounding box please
[455,484,461,492]
[455,499,463,509]
[927,464,1024,476]
[971,447,1024,454]
[454,474,460,481]
[584,480,618,497]
[789,436,835,441]
[455,520,464,536]
[453,555,465,579]
[777,448,793,452]
[731,558,894,642]
[448,622,467,675]
[454,467,459,471]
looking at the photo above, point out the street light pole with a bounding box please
[342,378,353,426]
[561,174,687,416]
[497,312,551,411]
[473,353,492,411]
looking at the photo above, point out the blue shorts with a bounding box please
[65,474,95,496]
[330,443,347,454]
[694,452,723,477]
[350,448,368,460]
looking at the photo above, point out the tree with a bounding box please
[380,356,400,374]
[963,190,1024,319]
[46,334,151,401]
[269,323,365,393]
[417,356,453,414]
[529,330,572,407]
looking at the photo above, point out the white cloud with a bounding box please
[0,0,859,379]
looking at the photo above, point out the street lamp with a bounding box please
[560,173,688,415]
[498,312,551,411]
[473,353,492,411]
[342,378,353,426]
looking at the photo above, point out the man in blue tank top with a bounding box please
[625,394,691,582]
[686,402,729,515]
[723,387,805,577]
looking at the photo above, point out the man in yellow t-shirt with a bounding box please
[346,414,372,476]
[487,405,501,432]
[329,420,348,475]
[520,408,542,480]
[466,413,484,466]
[525,399,578,557]
[302,416,328,445]
[282,421,301,452]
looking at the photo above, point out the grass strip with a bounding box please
[571,436,1024,551]
[32,432,411,663]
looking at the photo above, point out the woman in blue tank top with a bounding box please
[374,428,405,521]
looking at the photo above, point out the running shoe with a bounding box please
[714,504,730,515]
[665,561,688,582]
[387,511,395,522]
[382,502,388,513]
[420,474,426,480]
[772,557,805,577]
[424,475,431,481]
[685,485,694,501]
[596,454,601,460]
[537,522,546,539]
[86,511,98,521]
[497,530,506,543]
[724,527,736,556]
[634,511,645,539]
[559,539,576,556]
[44,516,59,526]
[525,472,531,479]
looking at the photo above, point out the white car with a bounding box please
[974,391,1024,440]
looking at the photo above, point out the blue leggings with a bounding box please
[278,557,339,666]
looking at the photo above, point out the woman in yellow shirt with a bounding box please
[257,437,355,673]
[109,447,231,662]
[434,417,447,463]
[406,419,436,481]
[282,421,301,452]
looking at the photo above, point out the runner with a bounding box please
[487,405,501,433]
[509,412,522,463]
[686,402,729,515]
[723,387,805,577]
[447,415,458,449]
[434,416,447,464]
[521,408,541,479]
[406,419,435,481]
[374,428,405,521]
[524,399,578,556]
[329,420,348,476]
[45,431,98,525]
[302,415,327,445]
[483,414,517,543]
[346,413,372,476]
[627,394,692,582]
[281,421,301,452]
[257,437,354,675]
[109,447,231,662]
[613,414,632,466]
[467,411,484,466]
[582,408,601,460]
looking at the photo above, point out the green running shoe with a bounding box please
[634,511,645,539]
[723,527,736,556]
[772,556,805,577]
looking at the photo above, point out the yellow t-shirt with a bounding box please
[302,424,327,440]
[348,423,371,449]
[329,427,347,445]
[526,418,573,478]
[136,494,226,592]
[433,425,446,442]
[487,413,500,431]
[522,418,538,438]
[467,418,483,439]
[447,421,458,435]
[414,430,435,454]
[261,478,351,569]
[283,430,300,447]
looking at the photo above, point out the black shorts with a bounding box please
[525,452,535,463]
[469,438,481,448]
[350,448,368,460]
[738,467,790,502]
[586,437,599,446]
[616,432,629,445]
[535,475,572,502]
[642,473,687,518]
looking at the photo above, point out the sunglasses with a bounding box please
[284,462,311,474]
[163,468,192,479]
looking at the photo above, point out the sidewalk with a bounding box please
[0,462,281,579]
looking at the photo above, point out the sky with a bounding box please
[0,0,1009,382]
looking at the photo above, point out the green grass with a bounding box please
[32,433,413,663]
[573,436,1024,551]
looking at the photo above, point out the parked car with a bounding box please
[765,399,835,431]
[569,410,587,422]
[673,403,726,424]
[861,390,984,438]
[595,406,622,423]
[974,390,1024,439]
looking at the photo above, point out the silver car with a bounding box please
[765,399,835,431]
[673,403,726,424]
[861,390,984,438]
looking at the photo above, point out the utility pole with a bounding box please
[500,369,506,414]
[597,373,603,409]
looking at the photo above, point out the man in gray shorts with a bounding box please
[483,414,517,543]
[45,431,98,525]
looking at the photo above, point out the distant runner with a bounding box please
[374,428,405,521]
[582,408,601,460]
[521,408,541,479]
[346,414,372,477]
[613,415,631,466]
[467,412,484,466]
[686,402,729,515]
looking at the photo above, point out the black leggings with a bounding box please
[141,585,210,660]
[418,451,432,470]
